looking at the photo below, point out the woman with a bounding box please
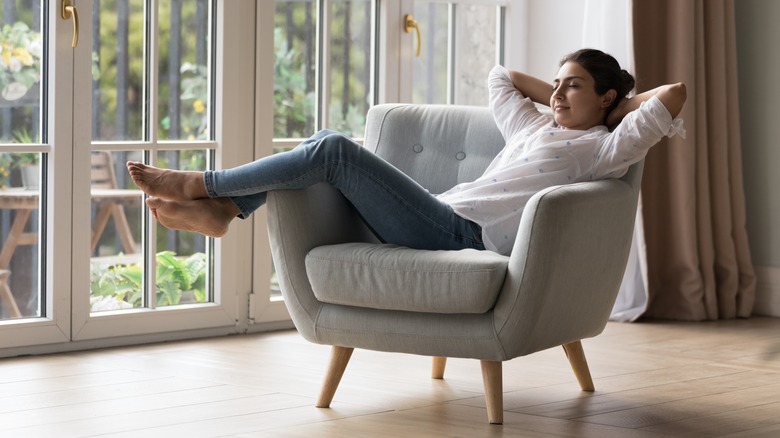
[128,48,686,256]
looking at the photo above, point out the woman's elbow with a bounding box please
[660,82,687,118]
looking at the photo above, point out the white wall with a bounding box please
[504,0,630,88]
[504,0,585,78]
[735,0,780,316]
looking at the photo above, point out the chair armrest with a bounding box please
[493,177,639,357]
[266,183,378,341]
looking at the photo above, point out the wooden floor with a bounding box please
[1,317,780,437]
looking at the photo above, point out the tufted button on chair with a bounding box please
[266,104,643,424]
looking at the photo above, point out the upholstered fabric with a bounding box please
[306,243,509,314]
[267,104,643,361]
[363,104,505,194]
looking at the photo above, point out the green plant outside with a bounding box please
[273,3,370,140]
[90,251,208,310]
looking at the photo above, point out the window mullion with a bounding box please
[145,0,160,309]
[447,3,455,104]
[147,0,159,146]
[318,0,329,130]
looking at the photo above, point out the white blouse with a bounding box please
[437,65,685,256]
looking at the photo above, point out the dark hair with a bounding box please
[560,48,635,114]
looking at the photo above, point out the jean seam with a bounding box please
[211,167,326,199]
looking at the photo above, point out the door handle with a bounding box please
[404,14,421,57]
[61,0,79,48]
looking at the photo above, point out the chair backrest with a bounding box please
[363,104,505,194]
[91,151,118,189]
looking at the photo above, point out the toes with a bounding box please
[126,161,147,174]
[127,162,142,177]
[146,197,163,209]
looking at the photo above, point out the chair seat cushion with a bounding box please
[305,243,509,314]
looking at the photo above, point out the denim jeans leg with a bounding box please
[204,130,484,251]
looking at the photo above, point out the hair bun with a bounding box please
[620,69,636,95]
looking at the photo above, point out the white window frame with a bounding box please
[0,1,259,356]
[68,0,255,342]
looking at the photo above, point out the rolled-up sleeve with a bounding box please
[488,65,550,143]
[593,96,686,179]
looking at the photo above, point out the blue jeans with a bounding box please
[203,130,484,251]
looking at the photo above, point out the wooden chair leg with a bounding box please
[0,270,21,318]
[562,340,595,391]
[110,203,138,254]
[432,357,447,379]
[91,203,112,254]
[480,360,503,424]
[0,209,32,269]
[316,346,354,408]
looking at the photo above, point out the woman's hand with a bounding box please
[508,69,553,106]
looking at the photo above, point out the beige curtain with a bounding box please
[632,0,755,320]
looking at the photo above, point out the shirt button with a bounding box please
[413,144,424,153]
[455,152,466,160]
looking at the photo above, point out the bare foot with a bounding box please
[127,161,208,201]
[146,197,240,238]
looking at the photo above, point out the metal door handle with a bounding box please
[404,14,421,57]
[62,0,79,48]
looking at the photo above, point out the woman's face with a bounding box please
[550,61,614,130]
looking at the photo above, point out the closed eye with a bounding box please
[552,82,580,91]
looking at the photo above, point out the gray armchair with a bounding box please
[267,104,643,424]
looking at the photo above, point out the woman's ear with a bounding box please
[601,89,618,108]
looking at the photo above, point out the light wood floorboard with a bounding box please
[0,317,778,437]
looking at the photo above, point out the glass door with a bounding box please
[70,0,252,339]
[0,0,75,348]
[0,1,266,353]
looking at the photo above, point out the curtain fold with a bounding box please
[579,0,649,321]
[632,0,755,320]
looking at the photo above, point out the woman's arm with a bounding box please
[607,82,687,127]
[488,65,552,141]
[507,69,554,106]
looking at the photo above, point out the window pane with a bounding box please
[0,1,44,320]
[411,3,499,106]
[0,1,43,144]
[90,0,215,312]
[0,152,42,319]
[154,150,211,307]
[453,4,495,106]
[89,150,144,312]
[325,0,372,138]
[412,3,448,104]
[92,0,146,141]
[158,0,212,141]
[274,0,316,139]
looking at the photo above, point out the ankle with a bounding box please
[215,197,240,218]
[185,172,208,199]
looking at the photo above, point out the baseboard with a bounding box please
[754,266,780,317]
